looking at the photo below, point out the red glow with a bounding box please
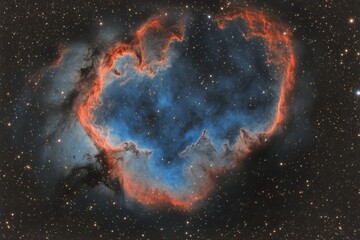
[76,9,296,209]
[216,8,296,136]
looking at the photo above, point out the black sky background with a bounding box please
[0,0,359,239]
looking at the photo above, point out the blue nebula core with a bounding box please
[96,17,279,166]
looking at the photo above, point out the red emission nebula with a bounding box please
[72,8,296,210]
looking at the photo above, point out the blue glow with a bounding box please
[94,17,280,190]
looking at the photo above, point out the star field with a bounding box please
[0,0,359,239]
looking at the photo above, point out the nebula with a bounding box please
[39,8,296,210]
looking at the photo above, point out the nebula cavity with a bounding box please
[41,8,296,210]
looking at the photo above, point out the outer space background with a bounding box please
[0,0,359,239]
